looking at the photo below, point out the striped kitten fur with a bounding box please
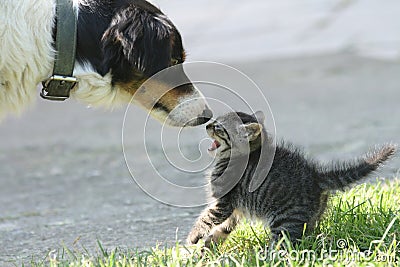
[187,111,396,247]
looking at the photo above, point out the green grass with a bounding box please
[28,178,400,266]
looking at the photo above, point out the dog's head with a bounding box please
[100,1,212,126]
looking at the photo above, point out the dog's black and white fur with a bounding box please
[0,0,211,126]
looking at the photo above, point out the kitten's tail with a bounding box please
[318,144,396,191]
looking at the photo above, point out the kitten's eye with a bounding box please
[171,59,179,65]
[213,124,224,134]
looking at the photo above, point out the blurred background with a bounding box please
[1,0,399,264]
[155,0,400,62]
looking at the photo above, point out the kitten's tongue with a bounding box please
[208,140,220,151]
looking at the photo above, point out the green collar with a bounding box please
[41,0,78,101]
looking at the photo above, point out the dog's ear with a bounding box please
[102,7,172,80]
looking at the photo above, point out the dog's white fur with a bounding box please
[0,0,130,120]
[72,63,131,108]
[0,0,55,119]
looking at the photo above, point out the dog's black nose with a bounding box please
[185,108,213,126]
[202,108,213,120]
[192,108,213,125]
[196,108,213,125]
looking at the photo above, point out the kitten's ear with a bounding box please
[244,123,263,141]
[253,111,265,123]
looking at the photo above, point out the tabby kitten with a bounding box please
[187,111,396,247]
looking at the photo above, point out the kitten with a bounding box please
[187,111,396,247]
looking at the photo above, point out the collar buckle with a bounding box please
[40,75,78,101]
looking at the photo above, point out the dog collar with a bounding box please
[40,0,78,101]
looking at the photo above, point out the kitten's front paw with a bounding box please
[186,231,204,245]
[204,229,229,248]
[204,234,214,248]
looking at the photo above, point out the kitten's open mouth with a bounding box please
[208,140,221,151]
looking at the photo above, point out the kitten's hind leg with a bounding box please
[204,210,240,247]
[187,199,234,245]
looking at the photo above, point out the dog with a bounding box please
[0,0,212,126]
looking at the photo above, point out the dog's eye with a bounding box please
[133,69,144,78]
[171,59,179,65]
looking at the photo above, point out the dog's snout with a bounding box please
[159,83,212,127]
